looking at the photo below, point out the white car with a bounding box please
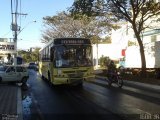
[0,65,29,83]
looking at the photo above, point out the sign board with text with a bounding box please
[0,42,16,55]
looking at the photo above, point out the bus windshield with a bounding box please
[54,45,92,68]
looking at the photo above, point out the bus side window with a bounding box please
[50,47,54,61]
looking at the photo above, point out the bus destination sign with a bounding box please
[54,38,91,45]
[61,40,84,44]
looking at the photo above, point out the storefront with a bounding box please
[0,38,16,64]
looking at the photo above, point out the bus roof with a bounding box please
[39,39,54,52]
[39,38,91,52]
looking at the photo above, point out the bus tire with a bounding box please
[41,75,45,80]
[77,82,83,87]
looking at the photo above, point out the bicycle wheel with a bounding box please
[106,78,112,87]
[116,76,123,88]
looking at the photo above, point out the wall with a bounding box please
[125,41,160,68]
[92,44,122,68]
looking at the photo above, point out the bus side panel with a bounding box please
[40,61,49,79]
[38,61,42,76]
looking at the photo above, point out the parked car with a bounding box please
[0,65,29,84]
[28,62,38,71]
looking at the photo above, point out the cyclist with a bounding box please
[107,60,117,81]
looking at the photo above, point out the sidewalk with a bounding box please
[0,84,23,120]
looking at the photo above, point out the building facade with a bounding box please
[0,38,16,63]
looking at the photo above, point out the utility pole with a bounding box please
[11,0,27,65]
[11,0,27,64]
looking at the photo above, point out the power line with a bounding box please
[1,30,12,38]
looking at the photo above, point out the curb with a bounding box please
[17,86,23,120]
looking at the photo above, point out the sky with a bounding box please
[0,0,74,50]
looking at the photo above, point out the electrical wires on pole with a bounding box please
[10,0,27,58]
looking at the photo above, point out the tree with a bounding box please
[41,11,84,43]
[70,0,160,77]
[18,47,40,63]
[31,48,41,62]
[101,36,111,44]
[41,11,115,43]
[99,55,110,68]
[18,50,30,63]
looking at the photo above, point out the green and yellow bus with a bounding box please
[39,38,95,86]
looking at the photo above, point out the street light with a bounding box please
[13,20,36,65]
[18,20,36,35]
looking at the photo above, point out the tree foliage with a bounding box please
[70,0,160,77]
[41,11,115,43]
[18,47,40,63]
[99,55,110,68]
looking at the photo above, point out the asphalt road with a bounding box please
[22,69,160,120]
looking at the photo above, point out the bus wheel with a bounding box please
[77,81,83,88]
[41,75,45,80]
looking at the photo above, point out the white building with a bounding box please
[111,9,160,68]
[0,38,16,63]
[92,44,122,62]
[92,23,129,69]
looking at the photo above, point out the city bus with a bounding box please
[39,38,95,86]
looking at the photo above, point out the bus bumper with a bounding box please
[53,75,95,85]
[53,77,83,85]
